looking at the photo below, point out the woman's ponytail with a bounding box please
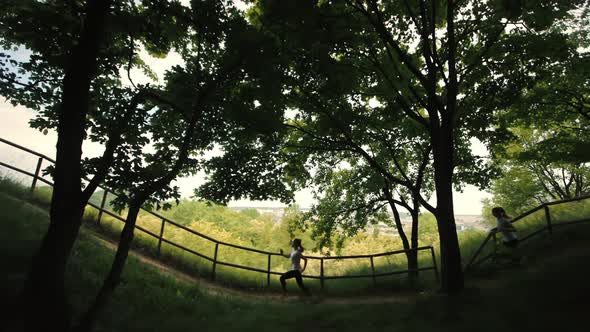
[292,238,304,252]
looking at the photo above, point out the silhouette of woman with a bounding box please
[492,207,519,248]
[492,206,523,265]
[279,238,310,295]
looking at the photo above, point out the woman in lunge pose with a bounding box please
[279,238,310,295]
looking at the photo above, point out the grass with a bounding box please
[4,173,590,296]
[85,207,439,295]
[463,199,590,271]
[3,184,590,331]
[0,176,441,295]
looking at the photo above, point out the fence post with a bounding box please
[267,254,272,287]
[30,157,43,193]
[465,232,495,272]
[97,190,108,226]
[429,247,439,282]
[492,231,499,259]
[544,205,553,234]
[211,242,219,281]
[157,218,166,256]
[320,258,325,289]
[370,256,376,287]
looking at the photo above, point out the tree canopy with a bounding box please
[1,2,589,325]
[244,0,589,292]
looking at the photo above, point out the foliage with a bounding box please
[99,2,290,210]
[2,0,589,299]
[1,2,293,330]
[303,167,392,250]
[246,0,588,291]
[501,51,590,163]
[479,4,590,220]
[0,0,189,177]
[483,127,590,219]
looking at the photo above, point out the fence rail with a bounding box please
[464,194,590,272]
[0,137,439,289]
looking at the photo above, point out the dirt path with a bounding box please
[6,190,590,306]
[93,235,426,305]
[3,194,425,305]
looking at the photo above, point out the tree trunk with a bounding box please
[74,201,143,332]
[431,127,464,293]
[20,1,112,331]
[408,209,420,283]
[382,188,418,285]
[76,95,197,331]
[21,204,86,331]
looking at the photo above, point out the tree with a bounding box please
[481,6,590,213]
[0,1,187,330]
[483,128,590,218]
[279,102,436,284]
[249,0,586,292]
[75,4,290,331]
[197,51,439,283]
[1,1,114,330]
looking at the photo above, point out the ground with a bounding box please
[2,190,590,331]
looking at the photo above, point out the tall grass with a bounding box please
[89,213,440,294]
[4,190,590,332]
[0,177,440,294]
[5,174,590,294]
[0,175,52,208]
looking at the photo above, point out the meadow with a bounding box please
[3,181,590,331]
[3,173,590,296]
[1,175,442,294]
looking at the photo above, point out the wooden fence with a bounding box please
[464,194,590,272]
[0,136,439,288]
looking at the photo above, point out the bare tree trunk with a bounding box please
[426,0,463,294]
[20,1,112,331]
[21,204,86,331]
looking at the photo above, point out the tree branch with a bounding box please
[459,20,508,80]
[365,50,429,127]
[351,0,429,88]
[80,90,146,203]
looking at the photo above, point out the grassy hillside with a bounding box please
[3,175,590,295]
[3,181,590,331]
[3,178,444,293]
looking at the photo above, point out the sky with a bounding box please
[0,99,491,215]
[0,0,492,215]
